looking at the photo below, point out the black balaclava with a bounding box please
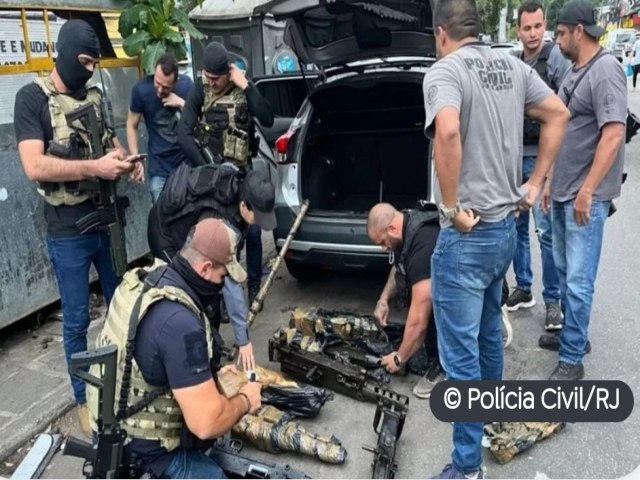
[203,42,230,75]
[171,252,224,304]
[56,19,100,92]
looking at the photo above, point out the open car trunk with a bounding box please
[300,75,430,216]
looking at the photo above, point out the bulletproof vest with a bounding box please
[522,42,556,146]
[156,162,242,251]
[394,209,439,302]
[34,75,109,206]
[199,83,252,168]
[87,264,215,451]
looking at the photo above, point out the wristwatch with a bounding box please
[393,353,403,367]
[439,201,462,220]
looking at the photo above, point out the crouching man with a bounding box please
[88,218,261,478]
[367,203,444,399]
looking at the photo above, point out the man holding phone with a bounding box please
[127,53,193,202]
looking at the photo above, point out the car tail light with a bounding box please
[276,129,295,155]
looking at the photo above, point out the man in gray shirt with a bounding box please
[506,1,571,334]
[423,1,569,478]
[539,0,627,381]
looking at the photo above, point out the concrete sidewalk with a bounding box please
[0,233,275,465]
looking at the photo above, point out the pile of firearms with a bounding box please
[269,308,410,479]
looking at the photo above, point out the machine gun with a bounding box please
[269,332,409,478]
[67,103,129,276]
[362,388,408,479]
[210,435,311,478]
[62,345,132,479]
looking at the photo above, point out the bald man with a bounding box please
[367,203,443,399]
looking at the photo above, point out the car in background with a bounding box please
[253,0,437,280]
[606,28,637,62]
[490,41,523,58]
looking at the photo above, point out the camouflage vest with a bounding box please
[87,264,214,451]
[34,75,110,206]
[199,83,251,168]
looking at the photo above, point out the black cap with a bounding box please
[557,0,605,39]
[243,170,276,231]
[203,42,230,75]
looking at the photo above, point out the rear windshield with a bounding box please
[300,1,432,48]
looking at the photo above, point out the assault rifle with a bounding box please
[62,345,132,479]
[67,103,129,276]
[209,435,311,479]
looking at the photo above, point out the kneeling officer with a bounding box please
[88,218,261,478]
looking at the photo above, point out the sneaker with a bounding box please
[548,361,585,381]
[545,303,563,331]
[77,403,93,439]
[434,463,485,479]
[413,361,445,399]
[506,288,536,312]
[539,333,591,354]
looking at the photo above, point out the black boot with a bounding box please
[539,333,591,354]
[549,361,584,381]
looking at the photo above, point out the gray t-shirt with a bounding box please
[552,53,627,202]
[523,44,572,157]
[423,44,553,226]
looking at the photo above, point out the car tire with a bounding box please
[284,259,322,281]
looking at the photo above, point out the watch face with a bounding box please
[393,355,401,367]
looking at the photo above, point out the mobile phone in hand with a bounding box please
[125,153,147,163]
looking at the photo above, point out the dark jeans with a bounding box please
[513,156,560,303]
[633,64,640,88]
[47,233,120,404]
[162,449,226,479]
[245,224,263,287]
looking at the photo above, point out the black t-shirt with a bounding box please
[124,267,212,473]
[401,212,439,287]
[13,82,98,237]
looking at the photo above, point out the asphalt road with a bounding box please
[6,85,640,480]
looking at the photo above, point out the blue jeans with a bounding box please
[431,217,516,473]
[47,233,120,404]
[149,175,167,203]
[162,449,226,479]
[552,199,609,366]
[513,156,560,303]
[246,224,263,287]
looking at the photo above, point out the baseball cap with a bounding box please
[242,170,277,231]
[557,0,605,39]
[190,218,247,283]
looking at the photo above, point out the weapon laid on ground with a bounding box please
[362,388,409,479]
[233,406,347,464]
[67,104,129,276]
[210,435,311,478]
[62,345,130,479]
[230,200,310,359]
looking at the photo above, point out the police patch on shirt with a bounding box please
[427,85,438,106]
[184,331,208,373]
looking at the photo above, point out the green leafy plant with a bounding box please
[119,0,205,74]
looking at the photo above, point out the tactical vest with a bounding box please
[394,209,439,302]
[199,83,252,168]
[522,42,556,146]
[87,264,214,451]
[34,76,110,206]
[157,162,243,251]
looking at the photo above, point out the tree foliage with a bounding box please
[119,0,205,74]
[477,0,506,39]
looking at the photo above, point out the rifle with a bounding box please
[362,388,408,479]
[62,345,133,479]
[67,103,129,276]
[209,435,311,478]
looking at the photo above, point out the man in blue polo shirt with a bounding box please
[127,53,193,201]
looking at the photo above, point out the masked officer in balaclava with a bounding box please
[13,19,144,438]
[178,41,275,311]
